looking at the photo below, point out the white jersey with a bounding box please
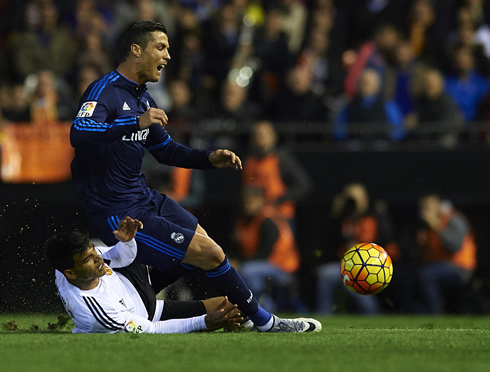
[55,239,206,334]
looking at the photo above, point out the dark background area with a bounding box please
[2,150,490,314]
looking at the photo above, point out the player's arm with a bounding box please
[124,297,242,334]
[146,127,242,170]
[70,85,139,147]
[145,124,215,169]
[97,217,143,268]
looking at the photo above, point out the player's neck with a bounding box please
[68,277,100,291]
[117,62,145,86]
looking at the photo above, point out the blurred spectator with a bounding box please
[64,0,112,46]
[387,39,428,126]
[174,30,206,90]
[445,45,490,121]
[415,193,477,314]
[203,3,241,87]
[451,5,490,61]
[29,70,60,123]
[271,66,327,123]
[334,68,404,140]
[75,64,102,99]
[0,83,30,122]
[113,0,176,43]
[214,79,260,124]
[141,152,206,213]
[75,30,112,75]
[316,182,398,315]
[170,6,203,79]
[296,24,344,105]
[242,121,312,227]
[412,69,463,146]
[408,0,457,71]
[179,0,221,23]
[233,185,301,312]
[408,0,437,58]
[167,78,200,126]
[450,23,490,77]
[0,83,11,117]
[277,0,307,55]
[463,0,490,58]
[252,7,291,109]
[27,69,74,123]
[343,23,400,100]
[11,0,74,81]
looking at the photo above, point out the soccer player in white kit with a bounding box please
[45,216,243,333]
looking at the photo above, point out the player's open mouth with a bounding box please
[157,64,165,72]
[98,263,103,270]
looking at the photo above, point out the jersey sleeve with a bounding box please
[70,84,139,147]
[145,125,215,170]
[95,239,137,268]
[123,313,207,334]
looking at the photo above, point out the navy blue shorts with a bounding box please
[93,191,198,272]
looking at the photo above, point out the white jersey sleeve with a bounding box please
[123,314,207,334]
[95,239,137,268]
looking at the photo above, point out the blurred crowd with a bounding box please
[1,0,490,146]
[1,0,489,315]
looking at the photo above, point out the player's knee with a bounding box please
[185,234,226,270]
[202,243,225,269]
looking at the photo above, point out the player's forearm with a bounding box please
[146,315,207,334]
[99,239,137,268]
[70,116,139,146]
[150,139,214,170]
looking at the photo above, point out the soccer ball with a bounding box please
[340,243,393,295]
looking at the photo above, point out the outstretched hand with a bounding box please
[209,149,242,170]
[113,216,143,242]
[204,297,243,331]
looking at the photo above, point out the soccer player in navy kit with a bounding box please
[70,21,320,333]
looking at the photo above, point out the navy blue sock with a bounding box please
[205,257,272,326]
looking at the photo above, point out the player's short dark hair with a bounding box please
[45,231,90,273]
[120,21,168,62]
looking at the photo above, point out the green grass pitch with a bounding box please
[2,314,490,372]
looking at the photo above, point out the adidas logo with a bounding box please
[122,102,131,110]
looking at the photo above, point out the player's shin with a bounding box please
[204,257,272,327]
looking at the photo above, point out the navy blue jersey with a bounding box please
[71,70,213,217]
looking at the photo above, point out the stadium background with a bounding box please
[1,0,490,314]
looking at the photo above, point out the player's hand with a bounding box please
[113,216,143,242]
[204,297,244,331]
[138,107,168,129]
[209,149,242,170]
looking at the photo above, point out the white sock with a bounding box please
[256,315,275,332]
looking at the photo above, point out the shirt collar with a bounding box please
[115,70,147,93]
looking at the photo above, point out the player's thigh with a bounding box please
[182,231,225,269]
[103,212,195,272]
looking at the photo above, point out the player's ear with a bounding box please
[63,269,77,280]
[131,44,142,58]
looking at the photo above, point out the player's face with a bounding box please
[140,31,171,83]
[71,243,106,280]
